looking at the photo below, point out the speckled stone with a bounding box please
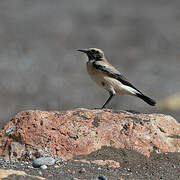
[32,157,55,168]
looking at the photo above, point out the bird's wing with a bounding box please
[93,61,142,94]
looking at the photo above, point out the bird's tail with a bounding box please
[136,93,156,106]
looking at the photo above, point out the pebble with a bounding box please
[27,165,33,169]
[97,175,107,180]
[32,157,56,168]
[71,178,79,180]
[127,168,131,172]
[4,161,10,164]
[79,167,86,173]
[56,159,64,165]
[38,171,43,176]
[54,165,60,168]
[40,164,47,170]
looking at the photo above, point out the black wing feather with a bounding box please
[93,61,142,94]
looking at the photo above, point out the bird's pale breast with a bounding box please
[87,61,133,95]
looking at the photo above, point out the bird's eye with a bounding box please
[91,49,96,53]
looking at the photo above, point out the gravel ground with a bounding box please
[0,0,180,128]
[1,147,180,180]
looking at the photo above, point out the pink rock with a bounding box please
[0,109,179,160]
[74,159,120,168]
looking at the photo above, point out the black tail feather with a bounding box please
[136,93,156,106]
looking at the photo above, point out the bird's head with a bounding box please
[77,48,104,61]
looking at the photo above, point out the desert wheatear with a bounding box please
[78,48,156,108]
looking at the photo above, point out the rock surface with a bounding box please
[0,109,179,161]
[0,169,44,179]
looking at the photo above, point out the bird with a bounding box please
[77,48,156,109]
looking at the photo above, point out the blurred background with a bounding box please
[0,0,180,128]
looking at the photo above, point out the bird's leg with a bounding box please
[101,92,114,109]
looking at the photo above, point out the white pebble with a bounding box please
[40,164,47,170]
[54,165,60,168]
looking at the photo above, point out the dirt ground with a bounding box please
[1,146,180,180]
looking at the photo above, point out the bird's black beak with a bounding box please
[77,49,88,54]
